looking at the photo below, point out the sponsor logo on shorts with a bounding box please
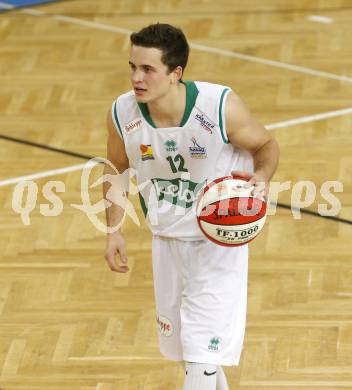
[189,137,207,159]
[208,337,221,352]
[156,315,174,337]
[125,118,142,134]
[195,113,215,134]
[140,144,154,161]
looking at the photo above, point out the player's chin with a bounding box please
[134,90,150,102]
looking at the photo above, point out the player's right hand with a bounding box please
[104,232,129,273]
[231,170,268,201]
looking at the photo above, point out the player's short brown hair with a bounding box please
[130,23,189,77]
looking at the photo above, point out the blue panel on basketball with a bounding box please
[0,0,63,12]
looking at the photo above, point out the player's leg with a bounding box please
[216,366,230,390]
[183,361,217,390]
[151,235,183,361]
[181,362,229,390]
[179,240,248,385]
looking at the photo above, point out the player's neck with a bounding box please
[147,81,186,128]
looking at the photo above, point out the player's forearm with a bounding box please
[104,190,126,233]
[252,138,280,181]
[103,164,129,233]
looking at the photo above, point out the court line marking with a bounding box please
[189,42,351,83]
[0,133,94,160]
[69,356,165,361]
[265,106,352,130]
[0,1,351,83]
[241,381,352,387]
[0,160,99,187]
[0,262,90,268]
[0,106,351,187]
[308,15,334,24]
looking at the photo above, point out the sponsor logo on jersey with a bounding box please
[208,337,221,352]
[125,118,142,134]
[156,315,174,337]
[195,113,215,134]
[140,144,154,161]
[165,139,178,152]
[151,176,205,209]
[189,137,207,159]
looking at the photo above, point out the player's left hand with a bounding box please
[231,170,269,201]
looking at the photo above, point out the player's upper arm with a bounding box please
[106,108,129,172]
[225,91,273,155]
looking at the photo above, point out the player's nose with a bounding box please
[131,68,144,83]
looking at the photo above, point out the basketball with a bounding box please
[196,175,267,246]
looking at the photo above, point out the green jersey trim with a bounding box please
[181,81,199,126]
[112,101,123,139]
[137,80,199,128]
[138,192,148,217]
[219,88,230,144]
[138,100,156,128]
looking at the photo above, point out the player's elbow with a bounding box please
[253,135,279,158]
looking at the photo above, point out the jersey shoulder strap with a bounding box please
[111,90,143,140]
[194,81,232,144]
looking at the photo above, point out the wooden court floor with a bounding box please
[0,0,351,389]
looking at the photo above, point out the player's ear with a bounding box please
[171,66,183,83]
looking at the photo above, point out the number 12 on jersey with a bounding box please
[166,154,188,173]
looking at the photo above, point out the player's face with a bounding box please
[129,45,175,103]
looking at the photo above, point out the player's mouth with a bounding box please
[134,87,147,95]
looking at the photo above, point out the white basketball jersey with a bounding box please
[111,81,253,240]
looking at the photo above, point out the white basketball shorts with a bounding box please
[152,235,248,366]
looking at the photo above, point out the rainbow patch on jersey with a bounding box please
[140,144,154,161]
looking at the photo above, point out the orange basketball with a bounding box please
[196,175,267,246]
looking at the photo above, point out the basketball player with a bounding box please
[103,23,279,390]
